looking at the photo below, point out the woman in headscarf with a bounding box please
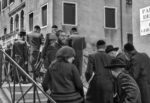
[42,46,84,103]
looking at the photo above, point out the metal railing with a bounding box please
[0,46,56,103]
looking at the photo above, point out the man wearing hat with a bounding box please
[106,45,130,71]
[42,30,68,69]
[105,45,119,57]
[124,43,150,103]
[85,40,113,103]
[12,31,28,83]
[105,58,141,103]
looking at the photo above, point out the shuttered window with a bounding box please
[127,33,133,44]
[105,7,117,29]
[63,2,76,25]
[29,13,33,31]
[10,17,13,32]
[41,4,47,26]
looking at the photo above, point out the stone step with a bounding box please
[2,82,48,103]
[15,90,47,101]
[19,98,47,103]
[2,83,43,93]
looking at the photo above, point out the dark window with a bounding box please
[2,0,7,9]
[4,28,7,34]
[10,17,13,32]
[41,5,47,26]
[105,7,116,28]
[127,33,133,44]
[20,10,24,30]
[15,14,19,31]
[29,13,33,31]
[9,0,14,4]
[63,3,76,25]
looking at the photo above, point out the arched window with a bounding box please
[15,14,19,31]
[10,17,13,32]
[20,10,24,30]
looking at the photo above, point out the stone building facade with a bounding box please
[0,0,132,49]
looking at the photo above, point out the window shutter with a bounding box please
[29,13,33,31]
[105,7,116,28]
[42,5,47,26]
[63,3,76,25]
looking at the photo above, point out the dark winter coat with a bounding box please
[68,35,86,75]
[42,59,84,103]
[85,50,113,103]
[27,32,44,71]
[12,40,28,81]
[130,51,150,103]
[41,40,63,69]
[12,40,28,65]
[116,71,141,103]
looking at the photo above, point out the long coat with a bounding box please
[85,50,113,103]
[116,72,141,103]
[41,40,63,69]
[130,51,150,103]
[27,32,44,71]
[42,59,84,103]
[12,40,28,82]
[68,35,86,75]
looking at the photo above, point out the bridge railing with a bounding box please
[0,45,56,103]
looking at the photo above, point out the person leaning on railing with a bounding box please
[42,46,84,103]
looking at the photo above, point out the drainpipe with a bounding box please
[120,0,123,48]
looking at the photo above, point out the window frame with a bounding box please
[28,12,34,32]
[104,6,117,29]
[62,1,77,26]
[41,3,48,28]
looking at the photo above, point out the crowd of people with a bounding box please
[2,24,150,103]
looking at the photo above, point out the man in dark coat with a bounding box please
[106,45,130,71]
[41,30,68,69]
[68,27,86,75]
[85,40,113,103]
[105,58,141,103]
[124,43,150,103]
[27,25,44,73]
[12,31,28,83]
